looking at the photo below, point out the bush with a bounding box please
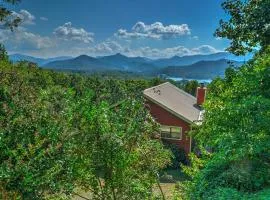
[163,142,188,169]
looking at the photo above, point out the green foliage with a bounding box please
[178,47,270,199]
[215,0,270,55]
[0,44,9,61]
[70,97,171,199]
[184,80,199,97]
[0,59,171,199]
[163,142,187,169]
[0,0,22,31]
[0,62,77,199]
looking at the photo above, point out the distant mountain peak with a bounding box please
[113,53,128,58]
[76,54,90,58]
[10,52,247,79]
[74,55,96,61]
[9,54,73,66]
[115,53,124,56]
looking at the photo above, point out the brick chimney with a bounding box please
[197,83,207,106]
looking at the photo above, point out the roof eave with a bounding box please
[144,94,194,124]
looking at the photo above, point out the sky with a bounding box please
[0,0,230,58]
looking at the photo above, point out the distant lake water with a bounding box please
[167,77,212,83]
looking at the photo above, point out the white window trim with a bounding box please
[160,125,182,140]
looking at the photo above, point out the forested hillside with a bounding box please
[0,54,174,199]
[0,0,269,199]
[161,59,243,79]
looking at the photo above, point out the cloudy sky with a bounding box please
[1,0,230,58]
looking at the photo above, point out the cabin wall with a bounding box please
[145,100,192,155]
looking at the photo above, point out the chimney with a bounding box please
[197,83,207,106]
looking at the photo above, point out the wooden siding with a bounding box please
[145,100,192,155]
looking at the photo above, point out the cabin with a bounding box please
[143,82,206,155]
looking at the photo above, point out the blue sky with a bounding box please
[1,0,230,58]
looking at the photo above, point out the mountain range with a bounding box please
[9,52,246,79]
[9,54,72,66]
[161,59,243,79]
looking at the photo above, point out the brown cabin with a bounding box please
[143,82,206,155]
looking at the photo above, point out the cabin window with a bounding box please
[160,125,182,140]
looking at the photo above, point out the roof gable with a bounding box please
[143,82,201,123]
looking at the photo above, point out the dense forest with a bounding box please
[1,0,270,199]
[0,50,176,199]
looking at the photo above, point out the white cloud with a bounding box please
[3,23,220,58]
[40,17,48,21]
[123,45,221,59]
[68,43,220,59]
[2,22,95,57]
[92,40,124,54]
[191,45,219,55]
[2,17,220,59]
[115,21,191,40]
[11,9,36,25]
[53,22,94,43]
[1,28,54,51]
[0,31,7,43]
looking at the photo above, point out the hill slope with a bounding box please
[152,52,231,67]
[9,54,72,65]
[98,53,158,73]
[161,59,243,79]
[10,53,246,79]
[43,55,112,72]
[44,53,159,74]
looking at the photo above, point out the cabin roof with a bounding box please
[143,82,202,124]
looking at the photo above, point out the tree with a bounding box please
[0,60,172,199]
[0,44,8,61]
[0,0,22,60]
[0,62,79,199]
[70,97,171,200]
[177,1,270,197]
[184,80,199,97]
[0,0,21,31]
[177,47,270,200]
[215,0,270,55]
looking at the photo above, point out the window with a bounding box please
[160,125,182,140]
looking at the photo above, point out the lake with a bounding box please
[167,77,212,83]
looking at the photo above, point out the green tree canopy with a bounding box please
[0,0,21,31]
[0,59,171,199]
[0,44,8,61]
[178,47,270,200]
[215,0,270,55]
[178,2,270,198]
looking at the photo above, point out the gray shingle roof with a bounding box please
[143,82,202,123]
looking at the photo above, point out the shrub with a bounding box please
[163,142,188,169]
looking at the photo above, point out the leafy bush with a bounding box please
[176,47,270,200]
[0,58,172,199]
[163,142,188,169]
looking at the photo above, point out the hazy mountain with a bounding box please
[161,59,243,79]
[9,54,72,65]
[98,53,158,73]
[152,52,232,67]
[44,56,73,65]
[43,55,112,72]
[10,54,46,65]
[44,53,158,74]
[11,53,246,78]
